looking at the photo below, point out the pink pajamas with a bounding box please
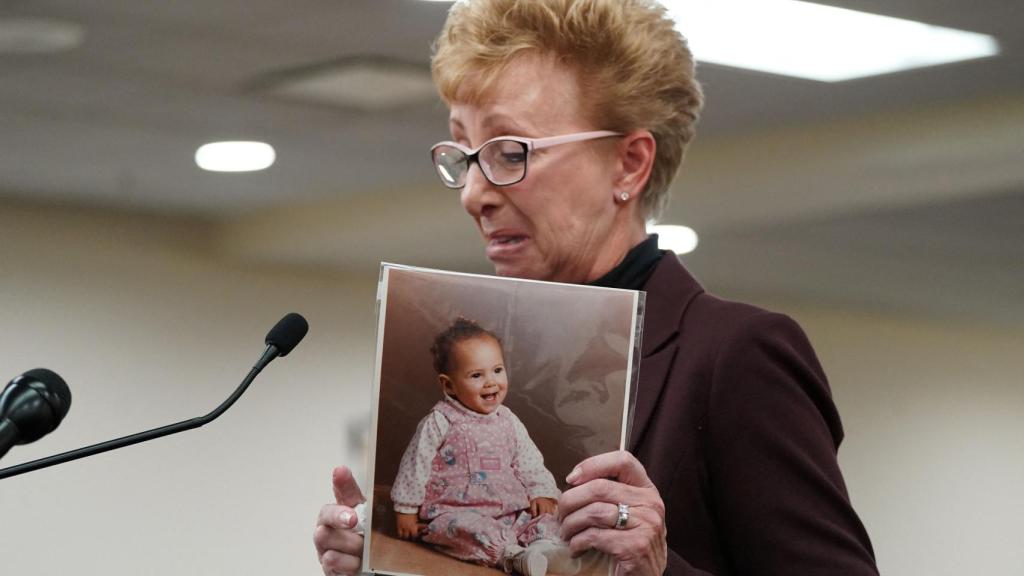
[392,396,562,567]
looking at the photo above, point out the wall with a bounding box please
[784,304,1024,575]
[0,202,377,575]
[1,202,1021,575]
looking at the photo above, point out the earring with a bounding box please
[619,191,630,202]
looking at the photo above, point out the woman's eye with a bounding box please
[500,151,526,164]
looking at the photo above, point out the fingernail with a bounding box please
[566,466,581,484]
[340,511,352,526]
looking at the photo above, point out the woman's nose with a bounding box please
[460,163,503,218]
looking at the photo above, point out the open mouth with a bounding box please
[481,392,499,402]
[491,235,526,246]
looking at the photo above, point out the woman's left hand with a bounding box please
[558,450,667,576]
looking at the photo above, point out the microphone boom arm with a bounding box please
[0,344,280,480]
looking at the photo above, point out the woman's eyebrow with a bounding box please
[484,114,533,136]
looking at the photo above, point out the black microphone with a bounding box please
[253,312,309,372]
[0,369,72,459]
[0,313,308,480]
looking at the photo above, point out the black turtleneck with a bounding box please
[587,234,665,291]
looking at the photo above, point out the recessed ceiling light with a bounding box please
[663,0,999,81]
[195,141,276,173]
[0,18,85,54]
[648,224,699,255]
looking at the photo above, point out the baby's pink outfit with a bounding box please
[392,395,562,567]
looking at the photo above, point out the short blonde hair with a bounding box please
[432,0,704,219]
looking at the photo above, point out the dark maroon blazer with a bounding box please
[630,254,879,575]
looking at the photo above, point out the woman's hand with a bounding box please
[530,496,558,517]
[313,466,366,576]
[558,451,667,576]
[396,512,427,540]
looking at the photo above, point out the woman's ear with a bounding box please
[613,130,656,203]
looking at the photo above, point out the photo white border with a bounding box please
[361,262,641,576]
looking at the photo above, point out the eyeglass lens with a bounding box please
[433,139,528,188]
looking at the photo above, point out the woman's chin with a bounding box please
[490,257,550,281]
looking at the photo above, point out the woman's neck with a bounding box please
[582,221,649,283]
[588,233,663,290]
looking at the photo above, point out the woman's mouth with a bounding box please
[486,233,529,259]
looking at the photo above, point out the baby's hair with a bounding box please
[430,317,502,374]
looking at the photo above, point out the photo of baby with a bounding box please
[391,318,579,576]
[364,265,642,576]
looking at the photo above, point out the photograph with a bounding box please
[363,264,643,576]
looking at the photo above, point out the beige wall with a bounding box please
[1,202,1021,575]
[784,305,1024,575]
[0,202,377,575]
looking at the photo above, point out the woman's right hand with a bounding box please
[314,466,366,576]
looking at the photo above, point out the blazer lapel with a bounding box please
[627,255,704,452]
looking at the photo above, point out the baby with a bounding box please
[391,318,579,576]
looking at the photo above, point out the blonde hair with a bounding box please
[432,0,704,219]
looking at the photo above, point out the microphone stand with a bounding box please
[0,344,280,480]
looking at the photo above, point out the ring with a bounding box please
[614,503,629,530]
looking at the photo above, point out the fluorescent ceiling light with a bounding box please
[663,0,999,81]
[195,141,276,173]
[649,224,699,255]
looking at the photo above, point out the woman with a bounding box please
[314,1,879,575]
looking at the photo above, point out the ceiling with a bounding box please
[1,0,1022,327]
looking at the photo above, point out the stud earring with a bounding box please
[619,191,630,202]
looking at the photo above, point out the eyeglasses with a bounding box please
[430,130,622,189]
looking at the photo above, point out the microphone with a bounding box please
[253,312,309,372]
[0,369,72,459]
[266,312,308,357]
[0,313,308,480]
